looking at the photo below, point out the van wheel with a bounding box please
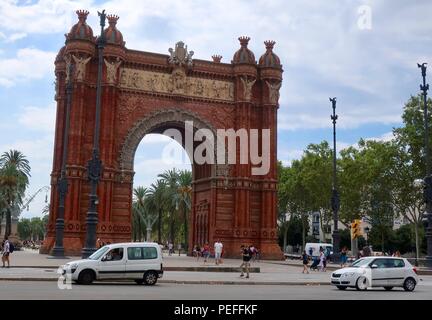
[144,271,158,285]
[78,270,94,285]
[135,279,144,285]
[384,287,393,291]
[403,278,416,292]
[355,276,368,291]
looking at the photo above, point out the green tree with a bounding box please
[176,170,192,250]
[0,150,31,238]
[392,95,432,259]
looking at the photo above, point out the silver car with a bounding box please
[331,256,419,291]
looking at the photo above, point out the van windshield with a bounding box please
[88,246,109,260]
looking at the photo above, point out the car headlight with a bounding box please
[343,272,356,277]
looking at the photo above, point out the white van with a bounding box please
[305,243,333,258]
[60,242,163,285]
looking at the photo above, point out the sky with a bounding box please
[0,0,431,219]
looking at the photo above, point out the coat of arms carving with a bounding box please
[168,41,194,68]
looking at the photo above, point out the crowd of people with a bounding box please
[190,241,260,266]
[301,245,404,274]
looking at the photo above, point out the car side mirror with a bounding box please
[101,256,107,262]
[370,264,378,269]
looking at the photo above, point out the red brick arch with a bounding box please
[41,11,283,259]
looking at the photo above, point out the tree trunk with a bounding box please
[138,219,142,242]
[302,217,306,249]
[183,207,188,252]
[283,224,288,253]
[381,231,385,253]
[5,208,11,238]
[414,222,420,265]
[170,214,175,243]
[158,209,162,244]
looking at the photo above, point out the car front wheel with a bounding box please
[78,270,94,285]
[355,276,368,291]
[144,271,158,285]
[403,278,416,292]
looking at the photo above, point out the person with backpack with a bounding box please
[302,250,310,274]
[2,236,12,268]
[240,245,252,278]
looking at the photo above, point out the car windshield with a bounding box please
[88,246,109,260]
[351,257,374,267]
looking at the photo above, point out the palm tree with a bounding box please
[0,150,30,238]
[177,170,192,251]
[148,180,168,243]
[132,187,148,241]
[158,169,180,244]
[0,150,31,177]
[0,164,28,236]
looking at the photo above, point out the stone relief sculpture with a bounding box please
[64,55,72,83]
[72,55,91,81]
[266,80,282,104]
[170,68,186,94]
[104,58,122,84]
[168,41,194,68]
[241,76,256,101]
[118,68,234,101]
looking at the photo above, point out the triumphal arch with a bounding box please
[41,10,283,258]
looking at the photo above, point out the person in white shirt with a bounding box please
[214,239,223,265]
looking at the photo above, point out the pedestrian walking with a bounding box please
[168,242,173,256]
[302,250,310,274]
[177,243,182,256]
[240,245,252,278]
[318,248,326,272]
[202,243,210,264]
[214,239,223,265]
[2,236,12,268]
[340,246,348,267]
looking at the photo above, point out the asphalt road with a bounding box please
[0,281,431,300]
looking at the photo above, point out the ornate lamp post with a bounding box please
[330,97,340,263]
[82,10,106,258]
[51,61,74,257]
[418,62,432,269]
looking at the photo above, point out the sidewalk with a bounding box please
[2,250,431,285]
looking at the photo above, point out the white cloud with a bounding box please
[17,104,56,133]
[0,48,56,87]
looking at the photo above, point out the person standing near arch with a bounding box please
[214,239,223,265]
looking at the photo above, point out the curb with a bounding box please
[280,262,432,276]
[7,266,260,273]
[0,277,330,286]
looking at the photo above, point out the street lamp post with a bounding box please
[330,97,340,263]
[51,61,74,257]
[82,10,106,258]
[418,62,432,269]
[364,226,370,246]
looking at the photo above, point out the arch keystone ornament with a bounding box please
[42,12,284,259]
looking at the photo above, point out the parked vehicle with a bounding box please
[305,243,333,258]
[60,242,163,285]
[330,256,418,291]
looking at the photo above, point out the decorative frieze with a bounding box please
[119,67,234,102]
